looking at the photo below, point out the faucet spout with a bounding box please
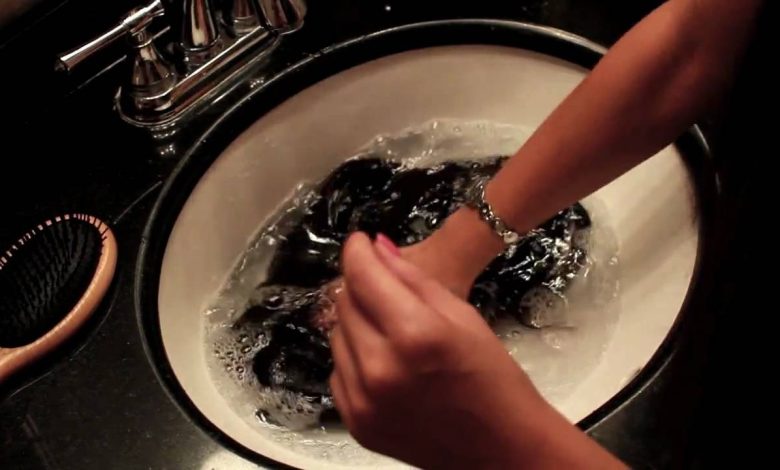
[56,0,307,127]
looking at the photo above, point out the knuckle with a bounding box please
[362,364,399,397]
[397,322,448,361]
[342,234,368,277]
[418,278,443,295]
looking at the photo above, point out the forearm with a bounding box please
[521,409,627,470]
[431,0,761,281]
[490,384,627,470]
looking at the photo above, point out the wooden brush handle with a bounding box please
[0,224,117,383]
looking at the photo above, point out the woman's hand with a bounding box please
[397,238,474,300]
[330,232,624,469]
[314,206,505,332]
[399,205,511,299]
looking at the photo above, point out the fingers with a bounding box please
[330,327,360,393]
[373,234,468,318]
[333,287,385,375]
[312,279,343,333]
[341,232,431,333]
[329,327,365,427]
[328,367,350,424]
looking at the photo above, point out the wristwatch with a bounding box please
[463,178,538,246]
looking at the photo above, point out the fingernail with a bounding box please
[375,233,400,256]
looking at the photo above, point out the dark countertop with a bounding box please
[0,1,771,468]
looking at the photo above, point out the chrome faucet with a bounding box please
[57,0,306,127]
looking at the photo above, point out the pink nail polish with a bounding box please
[376,233,401,256]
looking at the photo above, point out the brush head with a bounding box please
[0,214,107,348]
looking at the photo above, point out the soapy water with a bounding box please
[203,119,620,464]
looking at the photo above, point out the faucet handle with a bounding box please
[125,19,177,112]
[181,0,219,52]
[225,0,262,36]
[256,0,306,32]
[56,0,165,73]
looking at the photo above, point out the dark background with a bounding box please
[1,1,773,468]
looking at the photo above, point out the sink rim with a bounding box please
[134,18,719,467]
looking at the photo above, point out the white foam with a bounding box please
[201,119,620,464]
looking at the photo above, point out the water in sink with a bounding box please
[202,119,620,464]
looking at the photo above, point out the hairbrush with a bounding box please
[0,214,117,382]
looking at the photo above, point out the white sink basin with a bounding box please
[149,27,702,469]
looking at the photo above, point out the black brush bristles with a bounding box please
[0,214,107,348]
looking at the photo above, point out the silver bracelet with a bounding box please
[464,179,538,246]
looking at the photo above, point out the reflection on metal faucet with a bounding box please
[226,0,262,36]
[182,0,219,51]
[56,0,307,128]
[56,0,166,73]
[128,27,177,112]
[257,0,306,31]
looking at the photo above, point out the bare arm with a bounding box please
[410,0,763,290]
[331,3,764,466]
[334,234,626,469]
